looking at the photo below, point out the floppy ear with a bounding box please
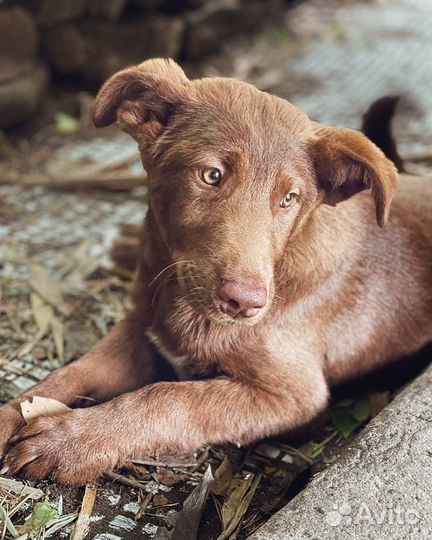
[310,127,399,226]
[93,58,188,140]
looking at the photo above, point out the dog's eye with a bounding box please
[280,192,298,208]
[201,167,222,186]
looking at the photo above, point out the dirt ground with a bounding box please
[1,0,431,538]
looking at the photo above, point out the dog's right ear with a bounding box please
[93,58,188,140]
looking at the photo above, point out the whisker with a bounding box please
[151,268,178,306]
[178,291,204,304]
[149,260,193,287]
[187,286,207,293]
[204,244,218,258]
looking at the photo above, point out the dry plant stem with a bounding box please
[135,491,153,521]
[70,483,98,540]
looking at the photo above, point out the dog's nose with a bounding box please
[219,280,267,318]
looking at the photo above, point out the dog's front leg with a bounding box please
[4,358,328,485]
[0,316,160,458]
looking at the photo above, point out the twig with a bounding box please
[135,492,153,522]
[191,447,210,473]
[105,471,147,490]
[70,483,98,540]
[131,457,198,468]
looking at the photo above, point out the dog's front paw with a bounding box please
[4,410,118,486]
[0,405,26,459]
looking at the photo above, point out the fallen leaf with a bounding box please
[31,293,54,337]
[211,457,233,496]
[0,243,26,265]
[21,396,70,423]
[20,502,59,533]
[44,513,78,537]
[0,477,43,500]
[370,391,390,417]
[352,396,372,423]
[153,495,169,507]
[155,466,214,540]
[54,112,80,135]
[17,293,53,357]
[17,340,37,358]
[153,471,188,487]
[329,406,361,439]
[220,474,253,532]
[217,472,262,540]
[0,504,19,538]
[29,265,70,316]
[330,395,372,438]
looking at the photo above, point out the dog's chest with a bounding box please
[146,329,191,379]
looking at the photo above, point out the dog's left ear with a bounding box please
[309,127,399,226]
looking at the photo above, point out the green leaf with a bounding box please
[308,441,324,459]
[54,112,80,135]
[24,502,59,532]
[353,396,372,423]
[329,407,361,439]
[0,504,19,538]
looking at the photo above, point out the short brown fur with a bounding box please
[1,59,431,485]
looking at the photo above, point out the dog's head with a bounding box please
[94,59,399,326]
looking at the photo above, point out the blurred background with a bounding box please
[0,1,431,538]
[1,0,432,148]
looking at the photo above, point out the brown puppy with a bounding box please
[1,59,431,486]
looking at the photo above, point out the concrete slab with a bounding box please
[250,364,432,540]
[285,0,432,156]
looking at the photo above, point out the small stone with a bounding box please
[0,7,39,82]
[108,515,137,531]
[34,0,88,27]
[0,64,49,128]
[122,501,141,515]
[42,24,87,74]
[184,0,266,60]
[88,0,129,21]
[141,523,158,535]
[78,16,184,85]
[106,493,121,507]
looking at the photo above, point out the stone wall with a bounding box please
[0,0,283,128]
